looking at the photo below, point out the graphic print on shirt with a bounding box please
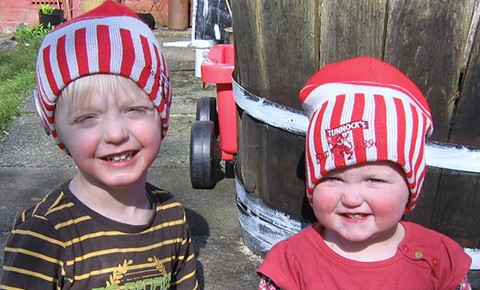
[93,256,171,290]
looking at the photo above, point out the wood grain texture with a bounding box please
[232,0,480,247]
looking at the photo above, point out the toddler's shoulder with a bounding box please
[402,221,460,246]
[270,223,322,254]
[401,221,471,268]
[402,221,471,287]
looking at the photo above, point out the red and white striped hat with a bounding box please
[299,57,433,212]
[34,0,171,150]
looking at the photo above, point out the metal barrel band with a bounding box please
[233,78,480,174]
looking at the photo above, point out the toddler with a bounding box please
[257,57,472,290]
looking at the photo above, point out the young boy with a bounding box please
[257,57,472,289]
[0,1,198,289]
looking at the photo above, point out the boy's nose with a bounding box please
[104,119,129,143]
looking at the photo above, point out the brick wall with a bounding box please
[0,0,171,34]
[0,0,42,33]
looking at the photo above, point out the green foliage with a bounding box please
[0,50,34,83]
[39,4,56,15]
[0,24,49,141]
[0,71,36,135]
[14,23,52,53]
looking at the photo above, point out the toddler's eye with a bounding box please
[324,176,342,182]
[367,178,384,183]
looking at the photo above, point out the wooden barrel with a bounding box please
[231,0,480,259]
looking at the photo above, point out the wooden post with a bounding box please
[232,0,480,254]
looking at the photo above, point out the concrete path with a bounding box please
[0,28,262,289]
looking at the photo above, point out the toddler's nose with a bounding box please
[341,185,364,208]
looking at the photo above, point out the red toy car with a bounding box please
[190,44,236,189]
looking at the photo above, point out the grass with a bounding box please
[0,24,51,142]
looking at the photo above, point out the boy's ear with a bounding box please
[33,90,51,136]
[52,124,71,155]
[58,140,71,156]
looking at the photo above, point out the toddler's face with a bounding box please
[312,161,409,248]
[54,76,162,190]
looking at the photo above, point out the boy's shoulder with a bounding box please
[145,183,188,220]
[18,181,72,223]
[15,181,184,230]
[145,182,181,206]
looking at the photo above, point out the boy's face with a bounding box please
[54,78,162,190]
[312,161,409,247]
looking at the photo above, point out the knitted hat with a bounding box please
[34,0,171,151]
[299,57,433,212]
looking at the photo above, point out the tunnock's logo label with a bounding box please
[324,120,369,160]
[325,120,368,137]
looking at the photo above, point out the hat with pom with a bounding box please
[299,57,433,212]
[34,0,171,150]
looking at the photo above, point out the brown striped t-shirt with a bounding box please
[1,181,198,289]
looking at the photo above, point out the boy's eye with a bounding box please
[74,114,97,126]
[126,107,141,112]
[129,106,150,111]
[126,106,149,114]
[125,106,156,117]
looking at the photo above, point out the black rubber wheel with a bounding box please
[190,120,220,189]
[196,96,219,136]
[224,160,235,178]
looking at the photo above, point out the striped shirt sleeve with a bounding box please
[2,212,66,289]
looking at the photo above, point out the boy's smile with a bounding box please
[102,151,138,162]
[54,75,162,192]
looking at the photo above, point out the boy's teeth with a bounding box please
[109,153,131,162]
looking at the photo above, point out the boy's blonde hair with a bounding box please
[34,0,171,152]
[57,74,151,116]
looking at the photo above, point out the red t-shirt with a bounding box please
[257,221,471,290]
